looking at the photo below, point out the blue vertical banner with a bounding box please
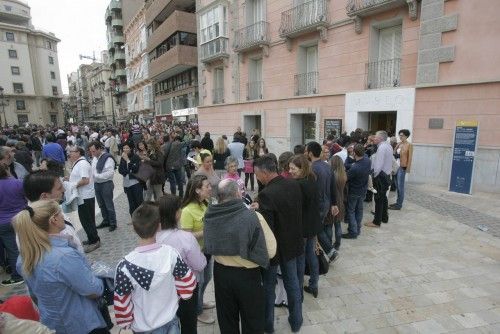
[449,120,479,194]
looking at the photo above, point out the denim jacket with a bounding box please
[17,235,105,334]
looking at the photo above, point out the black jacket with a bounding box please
[258,175,303,264]
[118,153,141,181]
[347,156,371,196]
[200,137,214,152]
[296,177,322,238]
[163,140,184,170]
[146,150,165,185]
[213,149,230,170]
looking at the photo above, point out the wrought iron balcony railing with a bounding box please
[247,81,263,101]
[366,58,401,89]
[294,71,319,96]
[200,37,229,64]
[234,21,270,52]
[212,88,224,104]
[279,0,328,38]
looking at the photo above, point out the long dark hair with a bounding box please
[182,174,209,208]
[158,194,182,230]
[290,154,316,181]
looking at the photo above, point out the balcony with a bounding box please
[294,71,319,96]
[247,81,263,101]
[115,68,126,77]
[114,51,125,60]
[366,58,401,89]
[113,34,124,45]
[234,21,270,53]
[149,45,197,80]
[212,88,224,104]
[109,0,121,11]
[200,37,229,64]
[279,0,329,44]
[147,11,196,53]
[112,18,123,27]
[346,0,417,33]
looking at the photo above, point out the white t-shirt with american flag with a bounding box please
[113,243,196,332]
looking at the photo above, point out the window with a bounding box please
[200,6,227,45]
[8,49,17,58]
[48,56,54,64]
[155,68,197,95]
[17,114,28,126]
[16,100,25,110]
[11,66,20,75]
[50,71,56,79]
[5,32,14,41]
[52,86,58,96]
[13,83,23,93]
[246,0,264,25]
[46,40,52,49]
[50,114,57,125]
[367,24,402,89]
[248,58,263,100]
[153,31,197,59]
[213,67,224,104]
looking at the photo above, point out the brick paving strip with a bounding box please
[405,184,500,238]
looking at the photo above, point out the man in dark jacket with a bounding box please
[343,144,371,238]
[253,155,304,333]
[163,135,184,197]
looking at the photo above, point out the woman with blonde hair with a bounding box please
[14,200,107,334]
[213,137,231,179]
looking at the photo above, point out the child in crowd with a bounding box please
[113,202,196,333]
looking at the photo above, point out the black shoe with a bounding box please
[328,250,339,263]
[371,211,375,215]
[382,220,388,224]
[388,206,400,210]
[1,277,24,286]
[303,286,318,298]
[342,233,357,239]
[82,240,90,245]
[108,225,117,232]
[96,222,110,229]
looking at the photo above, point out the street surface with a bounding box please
[2,176,500,333]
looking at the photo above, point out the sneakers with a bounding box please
[84,240,101,253]
[1,277,24,286]
[197,312,215,324]
[389,204,401,210]
[342,233,357,239]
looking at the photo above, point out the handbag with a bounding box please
[133,162,154,183]
[243,159,254,174]
[304,243,329,276]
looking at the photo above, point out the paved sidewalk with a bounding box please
[2,181,500,333]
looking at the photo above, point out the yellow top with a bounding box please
[180,202,207,247]
[214,212,277,269]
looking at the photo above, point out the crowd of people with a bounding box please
[0,121,413,333]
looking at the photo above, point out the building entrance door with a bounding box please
[368,111,396,135]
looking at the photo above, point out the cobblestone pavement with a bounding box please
[2,178,500,333]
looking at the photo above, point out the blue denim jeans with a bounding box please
[304,237,319,289]
[0,223,22,280]
[197,254,213,315]
[347,194,364,236]
[263,255,304,333]
[95,181,116,227]
[134,317,180,334]
[317,223,333,254]
[167,168,184,197]
[396,167,406,208]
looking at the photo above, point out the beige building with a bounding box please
[145,0,199,122]
[197,0,500,193]
[124,2,154,122]
[0,0,62,126]
[106,0,128,120]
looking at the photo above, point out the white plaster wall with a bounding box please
[345,87,415,134]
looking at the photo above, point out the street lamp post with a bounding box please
[0,86,8,127]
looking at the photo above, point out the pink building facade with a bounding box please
[196,0,500,193]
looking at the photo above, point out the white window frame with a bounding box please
[199,5,227,45]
